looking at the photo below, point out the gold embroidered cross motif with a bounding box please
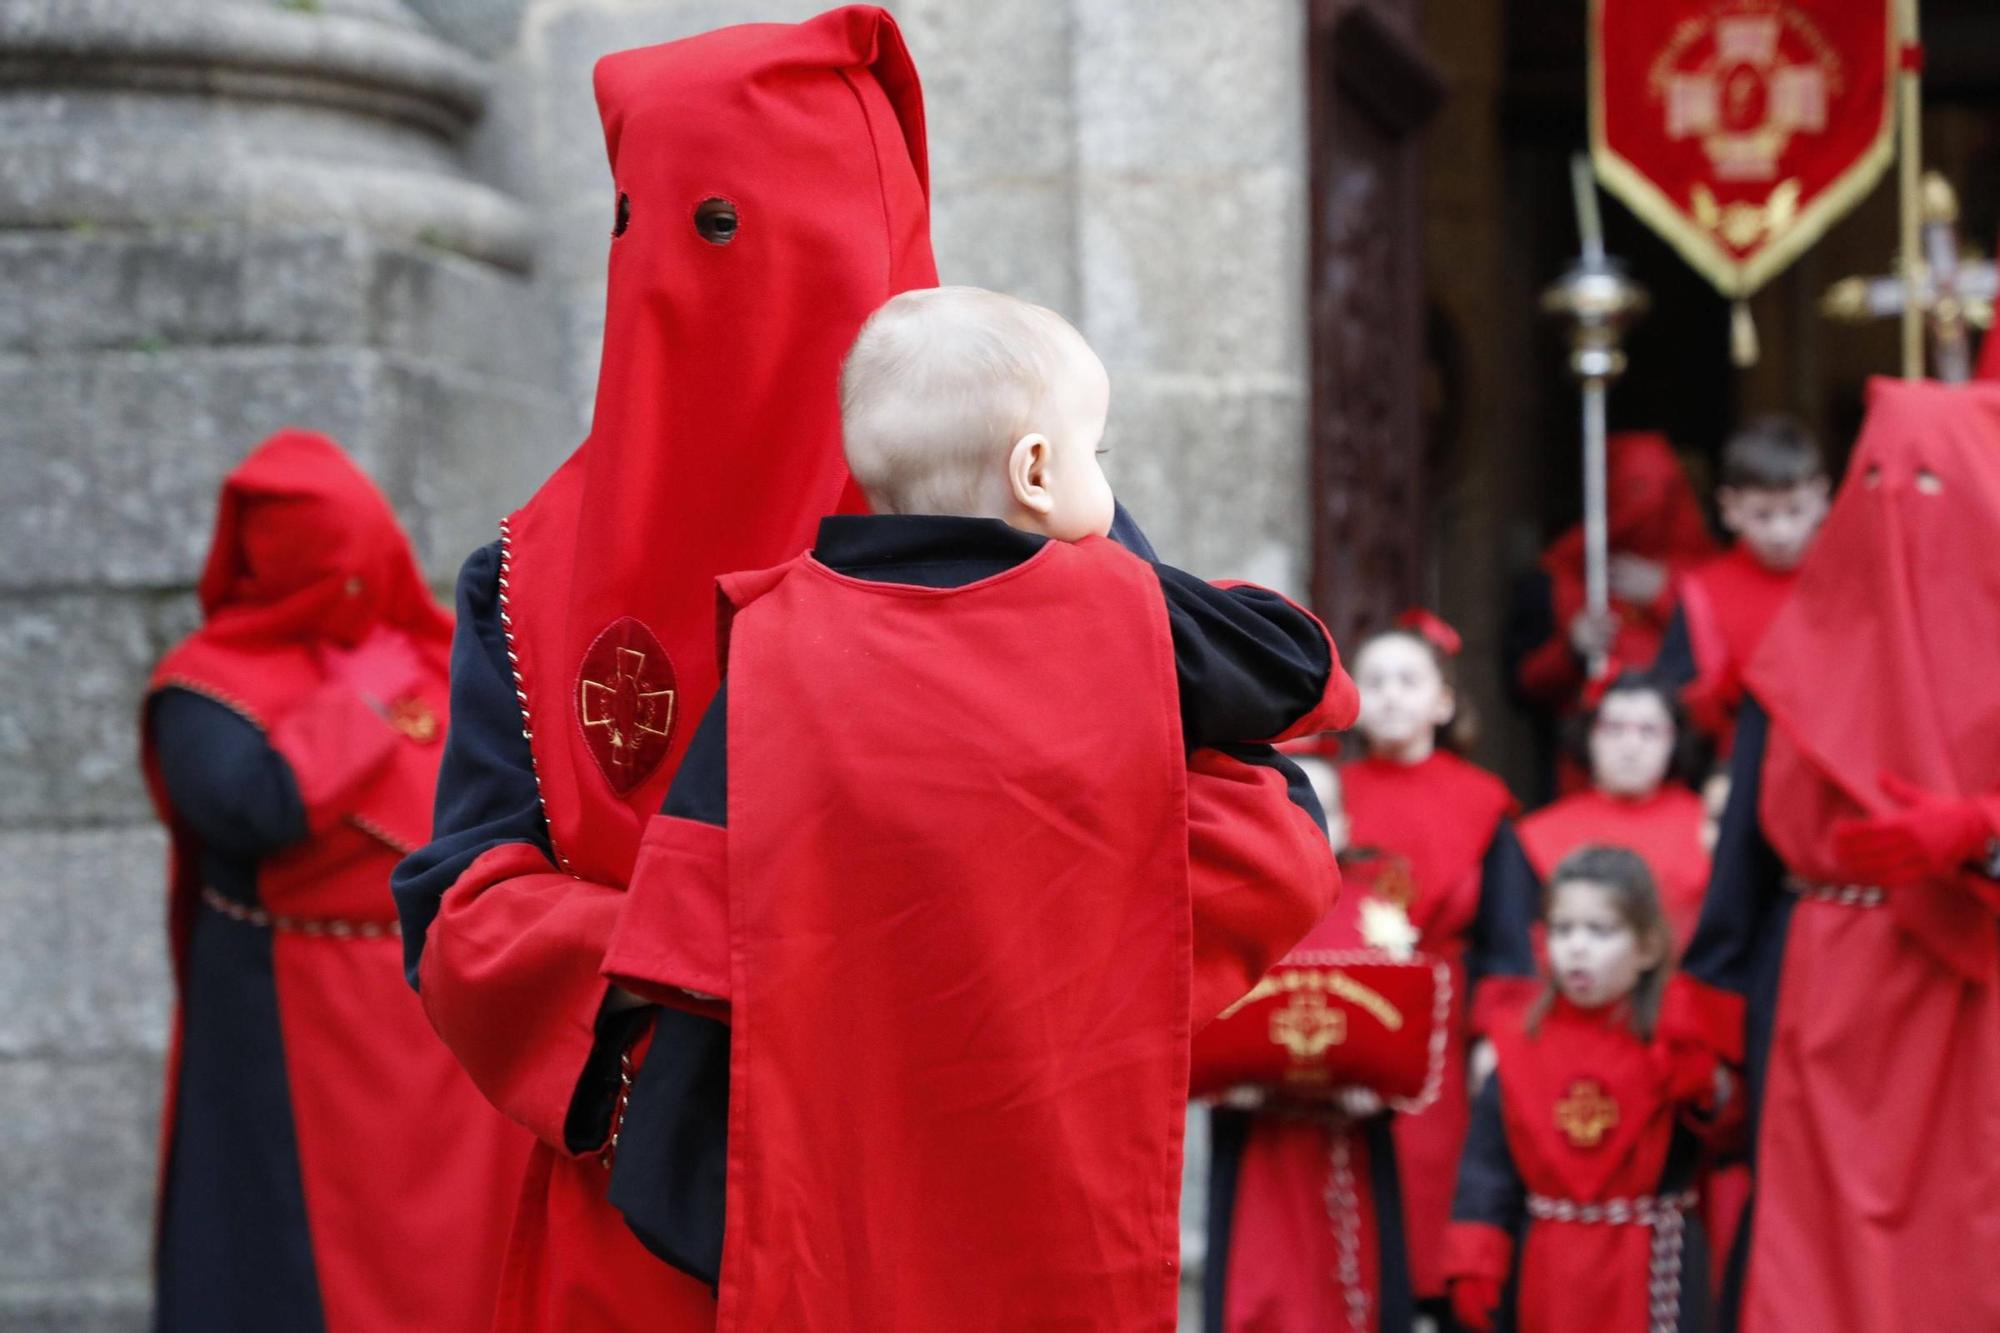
[575,616,680,796]
[1270,992,1348,1059]
[1555,1077,1621,1149]
[581,647,676,771]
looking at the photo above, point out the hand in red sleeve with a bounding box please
[1833,772,1998,886]
[1448,1276,1501,1332]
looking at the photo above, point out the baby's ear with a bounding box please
[1008,433,1054,515]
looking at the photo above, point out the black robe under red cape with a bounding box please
[146,429,525,1332]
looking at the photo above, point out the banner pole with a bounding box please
[1899,0,1924,380]
[1581,381,1610,678]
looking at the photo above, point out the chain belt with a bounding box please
[1527,1189,1696,1333]
[1783,875,1884,909]
[199,885,402,940]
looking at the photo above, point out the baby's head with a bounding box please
[840,286,1114,541]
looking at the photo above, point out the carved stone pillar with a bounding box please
[0,4,564,1326]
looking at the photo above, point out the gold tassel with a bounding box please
[1731,300,1759,367]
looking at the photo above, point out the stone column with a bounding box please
[0,2,567,1327]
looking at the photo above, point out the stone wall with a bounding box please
[0,1,1315,1326]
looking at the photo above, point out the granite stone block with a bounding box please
[0,827,173,1061]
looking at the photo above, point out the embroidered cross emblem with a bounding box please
[582,648,675,771]
[1270,992,1348,1059]
[1555,1077,1621,1149]
[576,617,679,796]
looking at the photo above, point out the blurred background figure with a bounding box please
[1504,432,1714,798]
[1520,671,1710,952]
[144,430,524,1333]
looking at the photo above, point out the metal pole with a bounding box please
[1899,0,1924,379]
[1581,381,1610,678]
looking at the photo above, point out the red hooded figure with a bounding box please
[393,9,1350,1329]
[145,429,526,1332]
[1668,378,2000,1330]
[1511,432,1715,790]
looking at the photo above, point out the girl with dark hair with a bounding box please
[1520,672,1711,950]
[1443,846,1725,1332]
[1337,613,1540,1315]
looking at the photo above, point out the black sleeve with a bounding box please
[606,1009,731,1289]
[1451,1072,1525,1229]
[1469,821,1541,986]
[659,683,727,826]
[1680,699,1786,998]
[150,688,309,861]
[1502,569,1559,704]
[1151,561,1334,752]
[391,542,553,989]
[1653,606,1698,689]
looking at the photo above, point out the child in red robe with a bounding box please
[1506,433,1714,797]
[1203,756,1418,1333]
[600,287,1359,1332]
[1338,614,1540,1316]
[1667,378,2000,1331]
[1653,416,1827,754]
[146,430,526,1333]
[1444,846,1725,1333]
[1520,672,1710,951]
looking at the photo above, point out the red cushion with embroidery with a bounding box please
[1190,950,1450,1105]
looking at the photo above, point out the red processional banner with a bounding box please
[1591,0,1897,298]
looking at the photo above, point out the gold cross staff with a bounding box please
[1821,172,1994,383]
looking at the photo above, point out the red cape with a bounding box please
[1519,786,1710,952]
[606,539,1357,1331]
[145,430,525,1333]
[411,13,937,1329]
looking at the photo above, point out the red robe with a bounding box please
[1676,379,2000,1331]
[605,539,1356,1330]
[1444,999,1713,1332]
[1675,543,1797,752]
[1519,787,1710,953]
[146,430,526,1332]
[1214,852,1434,1332]
[411,13,937,1329]
[1338,752,1532,1300]
[1516,432,1715,728]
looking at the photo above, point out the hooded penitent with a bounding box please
[1747,377,2000,979]
[505,7,933,885]
[401,10,941,1331]
[145,429,524,1333]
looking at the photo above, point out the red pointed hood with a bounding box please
[1749,377,2000,975]
[502,7,938,881]
[1542,431,1715,578]
[191,428,448,651]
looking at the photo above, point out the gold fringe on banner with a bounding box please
[1731,300,1759,367]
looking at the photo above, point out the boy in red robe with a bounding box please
[147,430,526,1332]
[600,287,1358,1332]
[1652,416,1828,753]
[1666,378,2000,1331]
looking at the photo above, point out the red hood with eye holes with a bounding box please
[1747,377,2000,976]
[502,6,937,884]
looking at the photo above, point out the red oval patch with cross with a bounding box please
[575,617,679,796]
